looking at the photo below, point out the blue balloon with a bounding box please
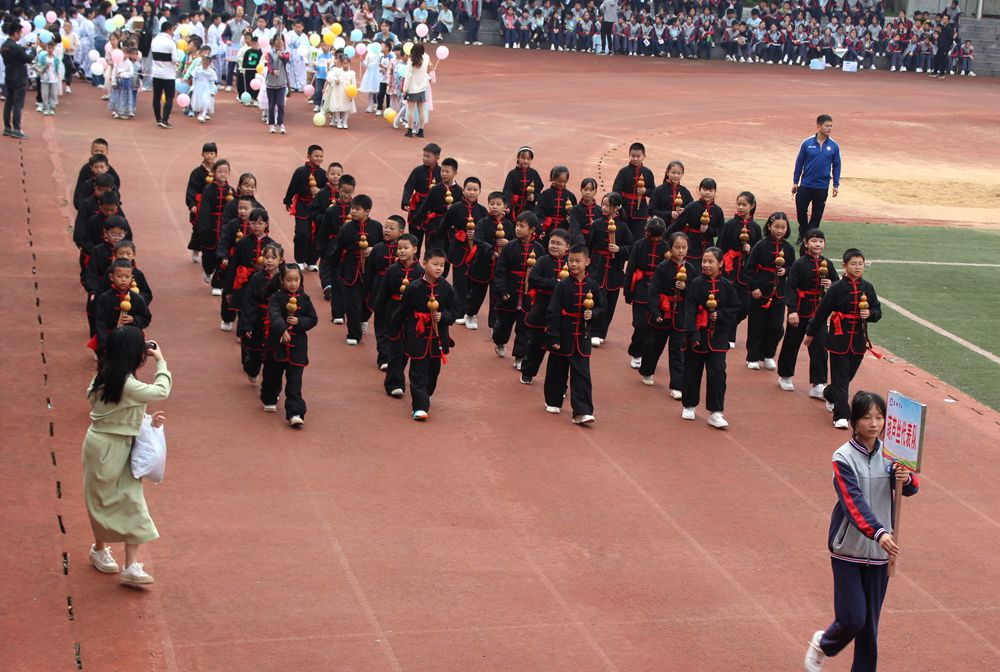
[344,45,356,58]
[39,30,53,44]
[253,0,264,5]
[175,80,191,94]
[369,42,382,55]
[240,91,252,104]
[34,15,46,29]
[350,29,363,42]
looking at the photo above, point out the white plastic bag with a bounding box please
[131,415,167,483]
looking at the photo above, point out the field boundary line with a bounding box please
[881,295,1000,366]
[867,260,1000,268]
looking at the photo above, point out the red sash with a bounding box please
[234,265,254,290]
[695,305,709,330]
[658,293,678,318]
[722,249,740,274]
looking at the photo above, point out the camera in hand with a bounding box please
[146,341,158,351]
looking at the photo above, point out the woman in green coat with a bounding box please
[83,327,171,587]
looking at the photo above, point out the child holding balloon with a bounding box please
[107,46,134,119]
[35,40,65,116]
[323,51,357,129]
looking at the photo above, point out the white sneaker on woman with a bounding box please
[804,630,826,671]
[120,562,154,586]
[90,545,119,574]
[707,412,729,429]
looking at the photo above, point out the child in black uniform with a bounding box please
[195,159,235,294]
[401,142,442,252]
[240,242,283,383]
[492,211,544,367]
[224,207,273,333]
[519,228,571,385]
[611,142,656,240]
[587,192,631,347]
[743,212,795,371]
[467,191,512,331]
[317,174,356,320]
[184,142,218,262]
[441,176,488,323]
[624,216,668,369]
[92,260,152,356]
[682,247,739,429]
[375,234,423,397]
[569,178,601,244]
[262,263,318,428]
[502,145,544,218]
[667,177,724,263]
[328,194,384,345]
[544,244,604,425]
[533,165,576,244]
[649,160,692,225]
[368,215,404,370]
[717,191,762,348]
[282,144,325,269]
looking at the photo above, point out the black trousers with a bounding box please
[467,281,489,318]
[682,349,727,412]
[518,326,547,379]
[818,558,888,672]
[202,252,226,289]
[151,77,175,123]
[374,309,390,366]
[746,299,785,361]
[600,20,614,52]
[261,356,306,419]
[639,328,685,389]
[451,265,469,316]
[933,50,949,76]
[543,354,594,416]
[293,216,317,265]
[220,290,238,323]
[242,345,264,378]
[594,288,620,340]
[777,318,828,383]
[384,339,407,393]
[493,309,530,358]
[409,356,441,412]
[344,282,371,340]
[3,84,26,131]
[627,302,650,357]
[728,283,751,344]
[321,257,345,319]
[825,352,864,421]
[794,186,829,240]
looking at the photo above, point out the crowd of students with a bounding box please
[55,135,885,431]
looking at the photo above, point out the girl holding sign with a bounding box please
[804,391,919,672]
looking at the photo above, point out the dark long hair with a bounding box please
[410,43,425,68]
[88,326,148,405]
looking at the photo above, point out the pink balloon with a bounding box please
[415,23,429,38]
[176,93,191,107]
[303,84,315,97]
[249,78,262,91]
[355,42,367,57]
[45,10,57,23]
[97,57,107,68]
[435,45,449,60]
[111,49,125,64]
[104,42,112,55]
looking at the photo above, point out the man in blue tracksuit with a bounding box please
[792,114,841,244]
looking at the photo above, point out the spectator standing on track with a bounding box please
[83,328,170,587]
[792,114,840,244]
[150,21,179,128]
[804,390,919,672]
[599,0,617,55]
[2,19,36,140]
[932,13,955,79]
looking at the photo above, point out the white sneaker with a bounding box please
[346,338,359,346]
[681,407,696,421]
[890,66,896,71]
[545,405,561,414]
[269,125,276,133]
[413,410,429,421]
[455,316,466,325]
[220,321,233,332]
[804,630,826,672]
[466,315,479,330]
[513,357,523,370]
[89,545,118,574]
[729,341,736,349]
[901,66,907,72]
[263,404,277,412]
[641,376,654,386]
[192,251,201,263]
[916,67,922,73]
[970,72,977,77]
[778,377,795,391]
[669,389,683,400]
[708,412,729,429]
[379,363,389,371]
[390,388,404,398]
[279,124,286,134]
[630,357,642,369]
[308,264,319,272]
[825,401,835,413]
[313,105,320,112]
[211,288,223,296]
[65,85,72,93]
[809,384,826,399]
[119,562,154,586]
[333,318,345,324]
[763,358,777,370]
[591,337,603,347]
[833,418,850,430]
[288,415,304,428]
[361,321,369,333]
[225,85,232,92]
[747,361,761,370]
[494,344,506,358]
[572,414,596,425]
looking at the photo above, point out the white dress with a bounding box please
[322,67,357,113]
[190,65,218,114]
[359,51,381,93]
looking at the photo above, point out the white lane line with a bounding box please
[867,260,1000,268]
[880,296,1000,366]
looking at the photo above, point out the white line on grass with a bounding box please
[868,260,1000,268]
[881,296,1000,366]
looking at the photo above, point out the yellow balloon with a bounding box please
[313,112,327,126]
[403,41,413,55]
[323,31,334,45]
[113,14,126,29]
[331,23,343,36]
[176,39,188,51]
[179,24,191,37]
[309,33,321,47]
[256,63,264,74]
[384,109,397,124]
[346,84,358,98]
[62,36,70,49]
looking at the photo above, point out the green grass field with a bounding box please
[818,222,1000,411]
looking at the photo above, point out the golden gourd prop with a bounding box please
[818,259,829,297]
[583,290,595,311]
[700,208,711,227]
[427,293,439,337]
[558,259,569,280]
[706,292,718,335]
[445,189,454,206]
[116,297,132,328]
[358,231,369,273]
[466,215,476,249]
[607,216,617,247]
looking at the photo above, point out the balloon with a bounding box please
[175,80,190,94]
[38,30,53,44]
[45,10,57,23]
[344,45,355,59]
[436,45,450,60]
[331,22,343,36]
[176,93,191,107]
[384,109,397,124]
[179,24,191,37]
[309,33,321,47]
[369,42,382,55]
[253,0,264,5]
[312,112,327,127]
[304,83,315,96]
[403,41,413,55]
[240,91,252,104]
[323,31,334,45]
[256,63,264,73]
[176,39,188,52]
[350,29,363,42]
[33,15,45,29]
[113,14,126,29]
[62,36,71,50]
[90,62,104,76]
[88,49,100,61]
[333,36,345,50]
[356,43,367,57]
[345,84,358,98]
[250,78,262,91]
[97,57,107,68]
[415,23,429,38]
[111,48,125,64]
[395,63,407,77]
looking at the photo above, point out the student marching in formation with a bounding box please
[184,142,218,263]
[368,215,406,371]
[374,234,423,398]
[533,165,576,243]
[195,159,236,296]
[612,142,656,241]
[649,160,692,225]
[491,211,545,368]
[240,243,284,384]
[317,173,356,322]
[667,177,724,263]
[401,143,442,253]
[308,162,343,298]
[743,211,796,371]
[569,178,602,244]
[441,177,488,325]
[716,191,762,348]
[283,144,326,270]
[624,216,668,370]
[328,194,383,345]
[518,228,572,386]
[467,191,515,331]
[223,207,274,334]
[414,157,463,255]
[587,192,631,347]
[502,146,545,219]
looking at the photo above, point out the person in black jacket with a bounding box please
[262,264,318,428]
[742,212,796,370]
[2,20,36,139]
[932,13,955,78]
